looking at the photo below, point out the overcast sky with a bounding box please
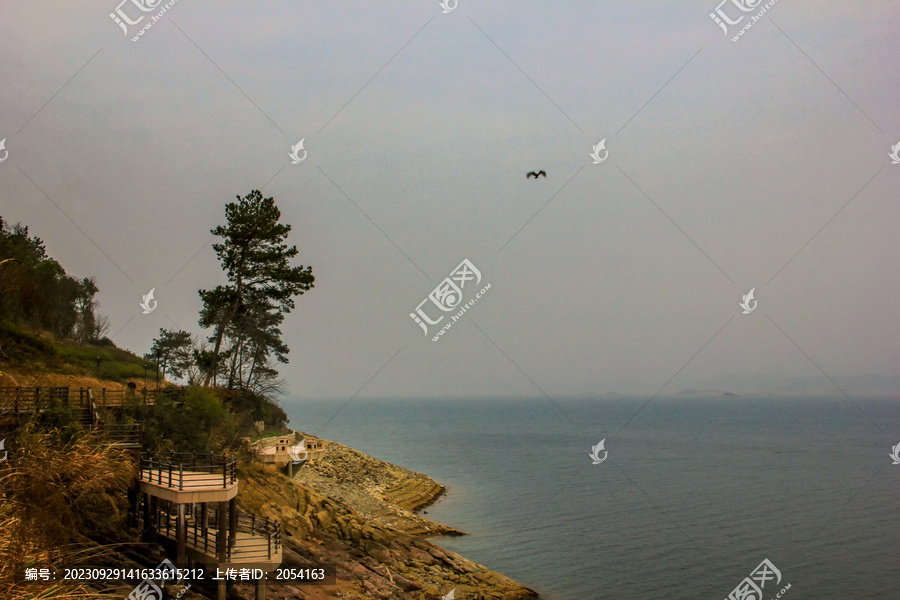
[1,1,898,400]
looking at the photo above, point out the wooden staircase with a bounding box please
[139,452,282,600]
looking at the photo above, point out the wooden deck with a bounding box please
[140,466,238,503]
[152,500,282,572]
[157,527,283,571]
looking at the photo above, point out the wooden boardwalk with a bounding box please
[140,452,282,583]
[0,385,185,416]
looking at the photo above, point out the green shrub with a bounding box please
[130,386,238,454]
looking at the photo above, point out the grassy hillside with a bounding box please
[0,321,154,390]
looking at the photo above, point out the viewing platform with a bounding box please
[140,453,238,503]
[139,452,283,599]
[155,501,282,571]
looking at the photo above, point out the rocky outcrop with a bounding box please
[236,458,539,600]
[291,434,459,536]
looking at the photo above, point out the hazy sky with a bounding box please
[1,1,898,400]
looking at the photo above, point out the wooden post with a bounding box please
[217,579,227,600]
[255,575,266,600]
[126,482,137,529]
[217,502,227,562]
[142,493,151,540]
[149,496,158,544]
[228,497,238,549]
[176,504,186,567]
[200,502,208,553]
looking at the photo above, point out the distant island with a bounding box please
[676,389,741,398]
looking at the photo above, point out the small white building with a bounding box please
[255,432,325,467]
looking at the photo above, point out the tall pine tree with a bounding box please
[198,190,314,387]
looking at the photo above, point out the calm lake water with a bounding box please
[283,396,900,599]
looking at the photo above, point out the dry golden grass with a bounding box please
[0,368,128,390]
[0,426,137,599]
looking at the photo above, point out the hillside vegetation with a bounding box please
[0,208,539,599]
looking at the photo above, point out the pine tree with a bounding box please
[198,190,314,386]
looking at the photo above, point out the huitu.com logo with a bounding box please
[126,558,191,600]
[0,438,7,463]
[589,439,608,464]
[889,141,900,165]
[289,138,307,164]
[0,138,8,163]
[889,443,900,465]
[140,288,157,314]
[724,558,789,600]
[110,0,181,42]
[709,0,781,42]
[740,288,757,314]
[410,259,491,341]
[589,139,608,164]
[288,440,306,463]
[439,0,457,14]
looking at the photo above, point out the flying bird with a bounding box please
[526,170,546,179]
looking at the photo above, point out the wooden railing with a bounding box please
[0,386,186,415]
[98,423,142,446]
[0,386,71,415]
[87,386,184,408]
[140,453,237,490]
[86,389,141,447]
[157,501,281,563]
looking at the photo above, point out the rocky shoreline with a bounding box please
[290,434,463,537]
[235,432,539,600]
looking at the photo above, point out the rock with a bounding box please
[235,440,540,600]
[408,547,434,565]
